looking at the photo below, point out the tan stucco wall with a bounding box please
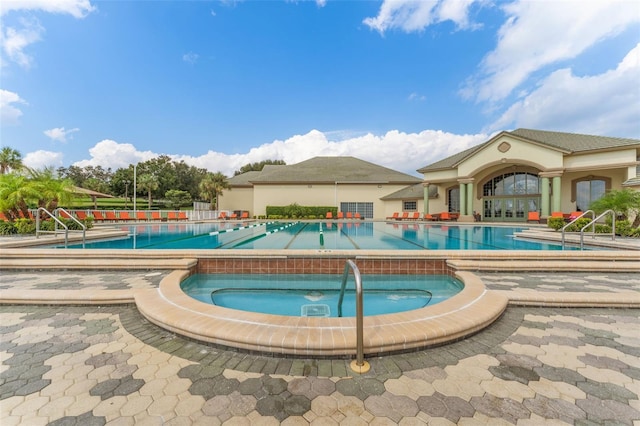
[457,135,563,177]
[218,187,253,215]
[250,183,412,218]
[563,149,637,172]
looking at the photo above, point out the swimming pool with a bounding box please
[181,273,463,317]
[65,221,572,250]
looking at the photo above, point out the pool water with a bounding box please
[180,273,464,317]
[63,221,573,250]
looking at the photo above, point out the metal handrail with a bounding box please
[561,210,594,249]
[55,208,86,248]
[337,259,366,369]
[580,209,616,250]
[36,207,70,247]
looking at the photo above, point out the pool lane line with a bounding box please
[227,221,301,248]
[209,221,273,236]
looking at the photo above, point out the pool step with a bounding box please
[0,256,197,270]
[447,259,640,272]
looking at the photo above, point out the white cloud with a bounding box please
[363,0,478,34]
[408,92,426,102]
[23,150,64,170]
[0,88,26,124]
[0,0,95,18]
[72,139,157,170]
[464,0,640,104]
[70,129,487,177]
[487,43,640,137]
[0,0,94,68]
[1,17,44,68]
[43,127,79,143]
[182,52,199,64]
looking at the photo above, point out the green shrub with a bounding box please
[547,217,565,231]
[595,224,612,234]
[14,218,36,234]
[565,217,591,232]
[0,221,17,235]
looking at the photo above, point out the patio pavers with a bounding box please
[0,271,639,424]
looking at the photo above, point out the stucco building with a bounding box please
[219,129,639,222]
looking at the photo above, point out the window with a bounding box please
[403,201,417,211]
[447,187,460,213]
[483,172,540,196]
[575,179,606,211]
[340,202,373,219]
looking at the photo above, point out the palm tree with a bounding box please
[29,168,75,218]
[0,147,23,174]
[138,173,159,209]
[589,188,640,227]
[198,172,230,211]
[0,173,37,220]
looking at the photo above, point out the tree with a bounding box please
[589,188,640,227]
[0,147,24,175]
[234,159,286,176]
[29,168,75,213]
[198,172,230,211]
[137,173,159,209]
[0,173,36,220]
[165,190,192,209]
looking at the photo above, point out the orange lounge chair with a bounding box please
[410,212,420,220]
[568,211,582,220]
[167,211,179,221]
[551,211,564,218]
[136,211,149,221]
[178,212,188,221]
[105,211,118,222]
[337,212,344,219]
[326,211,333,219]
[240,212,249,220]
[399,212,409,220]
[346,212,353,219]
[75,211,88,220]
[354,212,361,220]
[218,212,227,220]
[386,212,399,220]
[151,211,163,221]
[424,213,436,221]
[527,211,540,223]
[439,212,452,221]
[59,210,73,219]
[119,211,134,221]
[228,212,238,220]
[92,211,106,222]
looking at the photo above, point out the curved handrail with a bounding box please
[338,259,365,369]
[561,210,594,249]
[55,208,86,248]
[36,207,70,247]
[580,209,616,250]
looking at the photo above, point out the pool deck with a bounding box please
[1,230,640,424]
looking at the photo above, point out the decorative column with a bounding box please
[422,182,430,215]
[552,176,562,213]
[459,183,467,216]
[540,176,550,217]
[466,181,474,216]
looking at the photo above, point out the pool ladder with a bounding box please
[338,260,370,373]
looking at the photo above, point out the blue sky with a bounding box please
[1,0,639,177]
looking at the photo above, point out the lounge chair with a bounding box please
[119,211,134,221]
[568,211,582,221]
[240,212,249,220]
[167,211,180,221]
[228,212,238,220]
[550,211,564,218]
[326,211,333,219]
[399,212,409,220]
[178,212,188,221]
[136,211,149,221]
[105,211,118,222]
[527,211,540,223]
[151,211,163,221]
[439,212,452,221]
[354,212,361,220]
[218,212,227,220]
[92,211,106,222]
[410,212,420,220]
[424,213,436,221]
[337,212,344,220]
[346,212,353,219]
[386,212,400,220]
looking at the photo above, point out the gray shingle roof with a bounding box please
[247,156,422,184]
[417,129,640,173]
[380,183,438,200]
[226,171,262,187]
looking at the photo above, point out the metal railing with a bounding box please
[579,209,616,250]
[561,210,594,250]
[337,259,366,369]
[35,207,86,248]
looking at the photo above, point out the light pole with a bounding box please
[133,164,137,215]
[124,180,130,209]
